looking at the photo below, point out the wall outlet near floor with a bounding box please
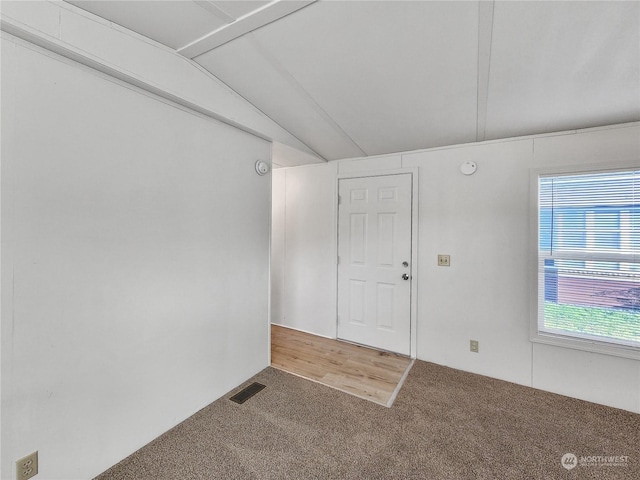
[16,451,38,480]
[437,254,450,266]
[470,340,479,353]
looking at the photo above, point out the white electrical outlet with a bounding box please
[437,254,450,267]
[470,340,479,353]
[16,451,38,480]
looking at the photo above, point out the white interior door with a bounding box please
[337,174,412,355]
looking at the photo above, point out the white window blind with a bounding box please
[538,169,639,349]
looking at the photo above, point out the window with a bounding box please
[534,168,639,357]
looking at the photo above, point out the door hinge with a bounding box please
[337,256,340,264]
[338,195,342,205]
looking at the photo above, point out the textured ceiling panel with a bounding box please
[250,0,480,156]
[485,1,640,140]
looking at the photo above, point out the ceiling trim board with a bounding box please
[193,1,235,23]
[178,0,317,58]
[476,0,494,143]
[245,34,368,157]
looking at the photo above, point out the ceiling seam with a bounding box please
[178,1,317,58]
[476,0,495,143]
[246,33,368,157]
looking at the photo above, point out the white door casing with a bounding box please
[337,174,412,355]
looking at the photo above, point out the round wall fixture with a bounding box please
[460,161,477,175]
[255,160,270,176]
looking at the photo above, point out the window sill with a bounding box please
[531,332,640,360]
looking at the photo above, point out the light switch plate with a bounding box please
[437,255,450,266]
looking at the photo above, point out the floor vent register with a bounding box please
[229,382,266,404]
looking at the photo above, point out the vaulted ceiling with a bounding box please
[67,1,640,162]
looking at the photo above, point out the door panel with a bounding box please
[337,174,412,355]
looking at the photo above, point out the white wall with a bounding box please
[1,34,271,480]
[271,163,338,338]
[272,123,640,413]
[271,168,286,326]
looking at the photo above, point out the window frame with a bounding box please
[529,163,640,360]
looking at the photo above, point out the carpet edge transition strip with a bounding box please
[386,359,415,407]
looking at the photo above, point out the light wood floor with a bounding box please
[270,324,413,407]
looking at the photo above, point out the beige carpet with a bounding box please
[95,361,639,479]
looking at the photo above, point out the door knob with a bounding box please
[402,273,410,280]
